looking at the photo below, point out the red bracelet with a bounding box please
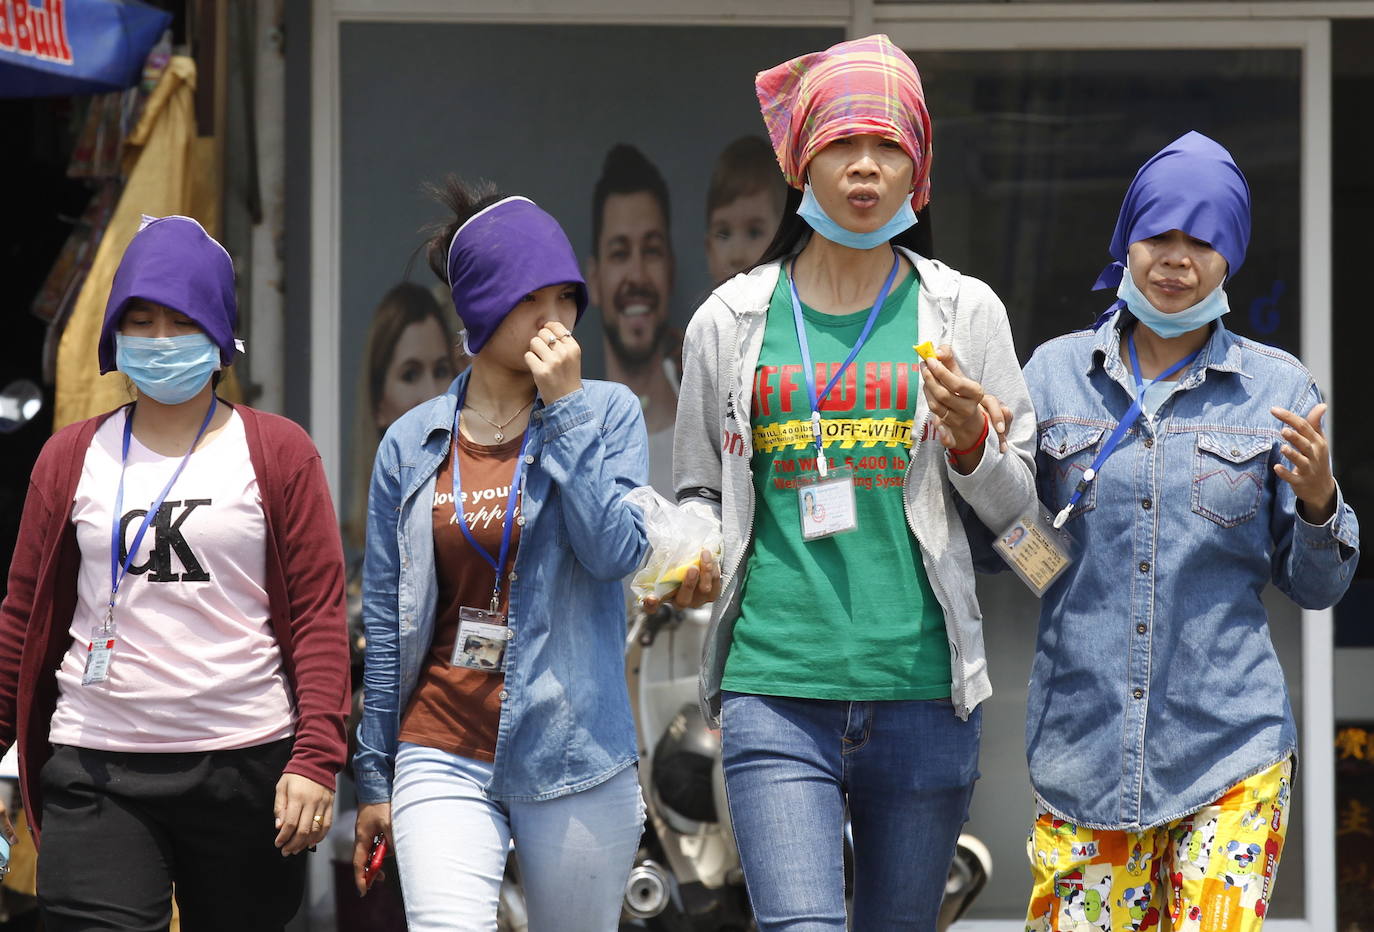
[948,412,990,458]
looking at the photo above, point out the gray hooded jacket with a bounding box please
[673,247,1037,724]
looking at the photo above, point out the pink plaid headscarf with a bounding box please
[756,34,933,210]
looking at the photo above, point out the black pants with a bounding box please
[37,739,307,932]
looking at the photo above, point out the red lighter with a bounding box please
[363,834,388,890]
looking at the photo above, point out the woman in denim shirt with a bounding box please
[351,180,649,931]
[1020,133,1359,932]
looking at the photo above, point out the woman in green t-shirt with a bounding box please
[656,34,1037,929]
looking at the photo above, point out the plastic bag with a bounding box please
[625,486,722,600]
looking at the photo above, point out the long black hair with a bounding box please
[751,187,934,270]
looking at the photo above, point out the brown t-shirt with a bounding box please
[397,431,522,761]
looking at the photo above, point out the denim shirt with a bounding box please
[1023,313,1359,830]
[353,372,649,803]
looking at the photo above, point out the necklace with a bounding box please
[464,395,534,442]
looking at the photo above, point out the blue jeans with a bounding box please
[391,743,644,932]
[721,693,981,931]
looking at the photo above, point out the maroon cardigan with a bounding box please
[0,403,351,841]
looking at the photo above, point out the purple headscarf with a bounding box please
[446,197,588,354]
[1093,131,1251,296]
[99,215,238,374]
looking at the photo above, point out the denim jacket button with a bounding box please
[1139,561,1150,573]
[505,628,515,641]
[498,689,509,701]
[524,454,535,465]
[516,515,526,526]
[1133,688,1144,699]
[1142,498,1152,510]
[509,571,518,581]
[1143,437,1154,449]
[1137,623,1147,634]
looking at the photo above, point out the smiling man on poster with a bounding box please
[585,143,682,496]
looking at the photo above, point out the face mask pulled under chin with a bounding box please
[1116,264,1231,339]
[796,182,918,250]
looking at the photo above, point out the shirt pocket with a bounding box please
[1191,432,1272,528]
[1037,422,1107,524]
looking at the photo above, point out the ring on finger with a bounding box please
[545,334,558,347]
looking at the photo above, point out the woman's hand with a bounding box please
[921,345,990,467]
[353,801,393,896]
[526,321,582,403]
[641,549,722,612]
[1273,403,1337,524]
[979,393,1013,453]
[274,773,334,856]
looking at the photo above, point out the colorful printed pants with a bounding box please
[1025,758,1292,932]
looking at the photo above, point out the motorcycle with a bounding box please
[622,602,750,930]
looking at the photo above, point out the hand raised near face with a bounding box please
[525,321,582,403]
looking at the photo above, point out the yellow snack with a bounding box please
[914,341,937,360]
[660,561,700,586]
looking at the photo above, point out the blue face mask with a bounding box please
[796,182,918,250]
[115,333,220,404]
[1116,265,1230,339]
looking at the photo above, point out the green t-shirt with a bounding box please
[722,267,951,701]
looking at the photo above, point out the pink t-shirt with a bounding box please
[49,408,296,752]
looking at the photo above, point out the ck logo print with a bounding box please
[119,499,211,582]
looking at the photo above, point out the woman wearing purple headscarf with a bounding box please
[0,215,351,930]
[351,179,649,930]
[1020,132,1359,931]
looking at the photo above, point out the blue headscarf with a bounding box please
[1093,132,1251,311]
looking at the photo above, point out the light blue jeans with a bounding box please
[721,693,981,931]
[391,742,644,932]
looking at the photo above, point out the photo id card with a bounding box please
[83,625,116,685]
[452,607,510,673]
[994,506,1076,597]
[798,468,859,541]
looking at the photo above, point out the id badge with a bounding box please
[452,607,510,673]
[798,468,859,541]
[993,505,1076,597]
[82,623,116,685]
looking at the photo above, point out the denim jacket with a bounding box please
[353,372,648,803]
[1023,312,1359,830]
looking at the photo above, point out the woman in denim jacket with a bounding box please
[351,180,649,931]
[1021,133,1359,931]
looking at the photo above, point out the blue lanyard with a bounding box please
[452,385,533,613]
[789,248,901,477]
[109,398,218,628]
[1051,332,1198,529]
